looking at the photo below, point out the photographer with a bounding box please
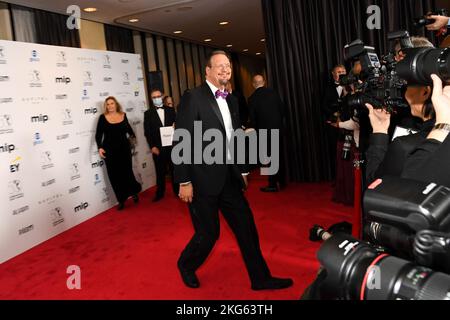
[365,39,436,185]
[402,75,450,187]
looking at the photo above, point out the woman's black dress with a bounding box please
[95,113,142,203]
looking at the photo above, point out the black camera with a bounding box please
[306,177,450,300]
[396,46,450,86]
[413,9,449,28]
[339,35,410,113]
[341,31,450,114]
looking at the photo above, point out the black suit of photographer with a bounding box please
[402,132,450,187]
[366,120,435,185]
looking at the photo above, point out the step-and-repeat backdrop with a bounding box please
[0,39,156,263]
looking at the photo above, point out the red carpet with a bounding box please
[0,175,352,300]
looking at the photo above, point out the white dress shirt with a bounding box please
[156,106,165,125]
[206,80,234,145]
[179,81,248,186]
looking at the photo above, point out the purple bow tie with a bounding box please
[215,90,229,99]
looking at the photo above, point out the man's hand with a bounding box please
[242,175,248,191]
[431,74,450,124]
[426,15,449,31]
[366,103,391,134]
[151,147,160,156]
[99,148,106,159]
[327,121,339,128]
[179,183,194,203]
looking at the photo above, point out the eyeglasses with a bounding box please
[212,64,232,70]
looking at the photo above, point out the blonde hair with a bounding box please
[103,96,123,114]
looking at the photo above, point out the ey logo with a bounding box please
[66,265,81,290]
[367,5,381,30]
[66,5,81,30]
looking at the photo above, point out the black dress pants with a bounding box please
[178,166,271,285]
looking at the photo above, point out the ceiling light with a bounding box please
[83,7,97,12]
[243,49,249,52]
[261,38,266,42]
[129,18,139,23]
[219,21,229,25]
[256,52,261,55]
[173,30,183,34]
[226,44,233,48]
[204,39,212,42]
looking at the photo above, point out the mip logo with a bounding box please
[31,114,49,123]
[0,143,15,154]
[74,202,89,213]
[55,76,71,84]
[91,160,104,168]
[84,107,98,115]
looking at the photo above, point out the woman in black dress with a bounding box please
[95,96,142,210]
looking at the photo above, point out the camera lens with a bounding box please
[364,256,450,300]
[317,233,450,300]
[396,47,450,85]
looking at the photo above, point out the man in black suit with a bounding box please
[248,75,286,192]
[144,89,177,202]
[321,64,347,180]
[174,50,293,290]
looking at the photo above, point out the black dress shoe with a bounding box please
[251,277,293,291]
[260,186,279,193]
[178,266,200,289]
[132,194,139,204]
[152,194,164,202]
[117,202,125,211]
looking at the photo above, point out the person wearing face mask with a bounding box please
[143,89,177,202]
[365,40,436,185]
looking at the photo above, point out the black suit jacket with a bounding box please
[321,80,342,121]
[144,106,176,149]
[365,120,435,185]
[248,87,284,130]
[174,83,248,196]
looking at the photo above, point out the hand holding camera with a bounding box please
[365,103,391,134]
[425,15,450,31]
[431,74,450,124]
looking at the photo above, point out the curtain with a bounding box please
[104,24,135,53]
[11,4,80,47]
[34,9,80,47]
[261,0,436,182]
[11,5,37,43]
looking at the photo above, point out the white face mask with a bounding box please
[152,97,163,107]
